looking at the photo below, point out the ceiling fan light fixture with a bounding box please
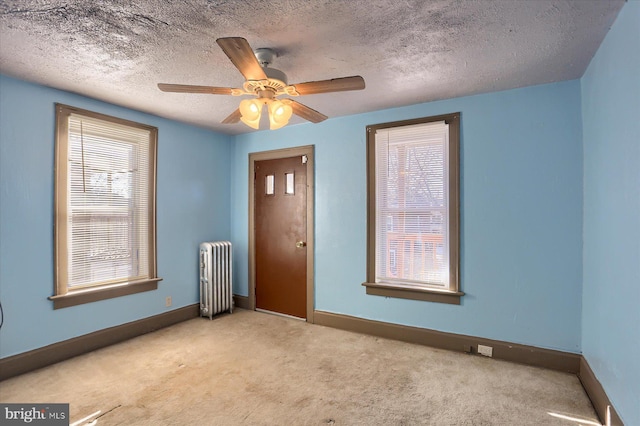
[159,38,365,130]
[239,98,263,129]
[268,99,293,130]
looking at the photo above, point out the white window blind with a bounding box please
[64,113,152,289]
[375,121,450,287]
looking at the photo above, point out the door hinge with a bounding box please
[302,155,308,164]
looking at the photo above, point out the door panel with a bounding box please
[255,156,307,318]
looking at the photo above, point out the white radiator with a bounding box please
[199,241,233,319]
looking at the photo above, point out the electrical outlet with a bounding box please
[478,344,493,357]
[165,296,172,307]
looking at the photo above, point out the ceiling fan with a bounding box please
[158,37,365,130]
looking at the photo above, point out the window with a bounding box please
[51,104,160,309]
[363,113,462,304]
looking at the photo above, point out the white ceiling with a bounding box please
[0,0,624,135]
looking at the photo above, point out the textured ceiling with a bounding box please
[0,0,624,135]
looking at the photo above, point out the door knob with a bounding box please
[296,241,307,248]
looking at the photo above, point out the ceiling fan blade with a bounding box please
[221,108,242,124]
[216,37,267,81]
[291,76,365,95]
[158,83,234,95]
[289,100,328,123]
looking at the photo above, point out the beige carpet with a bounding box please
[0,309,599,425]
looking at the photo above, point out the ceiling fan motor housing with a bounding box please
[263,67,288,85]
[248,47,289,93]
[243,66,289,97]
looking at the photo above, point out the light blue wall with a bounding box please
[581,2,640,424]
[231,79,584,353]
[0,75,232,358]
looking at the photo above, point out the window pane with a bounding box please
[375,121,449,287]
[285,172,294,194]
[66,113,151,288]
[266,175,275,195]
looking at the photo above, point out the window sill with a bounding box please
[362,282,463,305]
[49,278,162,309]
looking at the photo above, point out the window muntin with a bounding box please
[365,113,460,302]
[53,104,159,306]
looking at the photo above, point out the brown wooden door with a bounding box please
[255,156,307,319]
